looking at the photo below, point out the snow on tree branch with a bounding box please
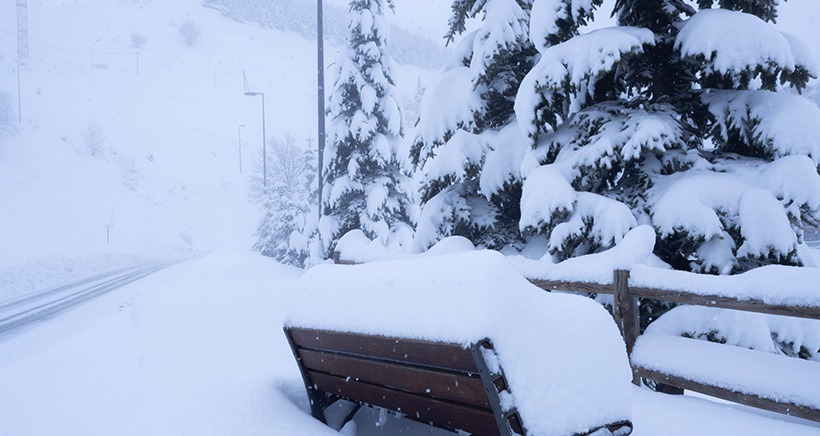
[529,0,602,49]
[702,89,820,165]
[676,9,817,90]
[515,26,654,140]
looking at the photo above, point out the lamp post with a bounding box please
[91,38,101,68]
[238,124,245,174]
[17,62,25,124]
[317,0,325,220]
[244,91,266,187]
[213,60,222,88]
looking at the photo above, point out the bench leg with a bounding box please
[307,390,339,424]
[339,403,362,430]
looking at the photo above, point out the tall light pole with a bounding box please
[17,62,25,124]
[244,92,266,187]
[317,0,325,220]
[238,124,245,174]
[91,38,101,68]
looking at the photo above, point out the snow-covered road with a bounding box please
[0,251,817,435]
[0,261,180,337]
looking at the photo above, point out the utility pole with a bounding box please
[17,0,28,59]
[317,0,325,221]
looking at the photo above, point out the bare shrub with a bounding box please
[178,20,201,47]
[82,120,106,156]
[0,89,12,135]
[130,32,147,49]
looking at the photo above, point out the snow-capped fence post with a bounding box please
[612,269,640,386]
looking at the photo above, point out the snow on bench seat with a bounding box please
[286,250,634,435]
[631,334,820,415]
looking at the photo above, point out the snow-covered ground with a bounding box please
[0,0,431,299]
[1,251,819,435]
[2,0,820,434]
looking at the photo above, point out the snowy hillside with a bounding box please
[0,0,431,297]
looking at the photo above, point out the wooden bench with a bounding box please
[285,326,634,435]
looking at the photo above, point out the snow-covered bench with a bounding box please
[285,326,633,435]
[631,334,820,422]
[285,251,636,435]
[285,327,525,434]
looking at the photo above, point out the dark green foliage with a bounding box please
[696,0,783,22]
[412,0,537,251]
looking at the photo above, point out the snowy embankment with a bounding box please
[1,251,819,435]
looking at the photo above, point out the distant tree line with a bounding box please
[202,0,447,69]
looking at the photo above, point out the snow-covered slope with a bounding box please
[0,0,429,298]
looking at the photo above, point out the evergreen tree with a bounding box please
[410,0,538,251]
[252,135,317,266]
[319,0,413,257]
[517,0,820,324]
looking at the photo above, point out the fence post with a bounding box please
[613,269,640,386]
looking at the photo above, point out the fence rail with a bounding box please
[529,270,820,423]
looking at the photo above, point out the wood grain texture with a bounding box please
[308,370,500,435]
[298,349,490,409]
[288,327,479,373]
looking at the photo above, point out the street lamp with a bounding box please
[213,60,223,88]
[238,124,245,174]
[17,62,25,124]
[91,38,101,68]
[244,91,266,187]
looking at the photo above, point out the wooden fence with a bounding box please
[532,270,820,423]
[333,253,820,423]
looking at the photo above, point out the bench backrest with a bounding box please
[284,326,524,435]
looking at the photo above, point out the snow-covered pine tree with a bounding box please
[252,135,317,266]
[319,0,413,257]
[517,1,820,323]
[410,0,538,252]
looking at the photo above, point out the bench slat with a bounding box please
[299,349,491,409]
[307,370,500,435]
[289,327,478,373]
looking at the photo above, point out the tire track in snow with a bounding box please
[0,260,182,337]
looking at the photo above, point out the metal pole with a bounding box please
[17,63,24,124]
[262,93,267,187]
[92,38,100,67]
[238,124,245,174]
[317,0,325,219]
